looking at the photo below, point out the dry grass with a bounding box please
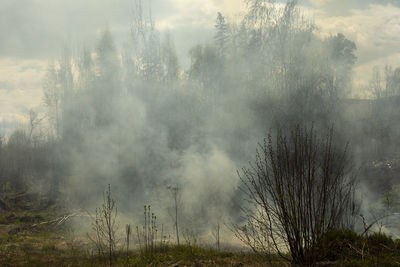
[0,215,280,267]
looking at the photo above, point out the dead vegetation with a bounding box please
[0,220,277,267]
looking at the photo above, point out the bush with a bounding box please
[316,229,361,261]
[88,184,118,267]
[365,232,395,254]
[394,239,400,250]
[316,230,400,264]
[234,124,357,266]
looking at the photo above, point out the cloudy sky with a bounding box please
[0,0,400,132]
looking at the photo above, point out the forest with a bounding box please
[1,0,400,266]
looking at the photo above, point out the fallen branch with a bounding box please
[31,212,89,228]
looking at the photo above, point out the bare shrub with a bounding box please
[125,224,131,262]
[212,223,220,251]
[88,184,118,267]
[168,185,181,245]
[234,124,357,266]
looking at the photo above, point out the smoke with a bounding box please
[4,0,397,245]
[39,1,340,238]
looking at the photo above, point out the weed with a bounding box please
[88,184,118,267]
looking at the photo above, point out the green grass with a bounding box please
[3,227,400,266]
[1,211,400,266]
[0,225,276,267]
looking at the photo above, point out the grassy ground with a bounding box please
[1,194,399,267]
[0,230,276,266]
[2,213,400,266]
[0,210,281,267]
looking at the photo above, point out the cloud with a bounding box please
[373,0,400,6]
[0,0,245,71]
[309,0,337,6]
[0,0,399,112]
[0,58,46,131]
[311,3,400,92]
[0,0,245,129]
[0,0,133,58]
[0,81,16,92]
[0,0,244,60]
[154,0,245,67]
[316,4,400,61]
[308,0,369,16]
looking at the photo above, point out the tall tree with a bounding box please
[161,31,179,87]
[370,66,383,99]
[214,12,229,58]
[385,66,400,96]
[130,0,162,83]
[58,48,75,140]
[328,33,357,97]
[43,62,61,139]
[93,30,121,127]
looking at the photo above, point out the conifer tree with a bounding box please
[214,12,229,58]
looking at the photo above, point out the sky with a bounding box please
[0,0,400,133]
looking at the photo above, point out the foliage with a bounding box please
[315,229,361,261]
[315,229,400,265]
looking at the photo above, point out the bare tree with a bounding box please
[370,66,384,99]
[43,62,61,139]
[168,185,181,245]
[125,224,131,262]
[28,109,46,145]
[212,223,220,250]
[89,184,118,267]
[234,124,357,266]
